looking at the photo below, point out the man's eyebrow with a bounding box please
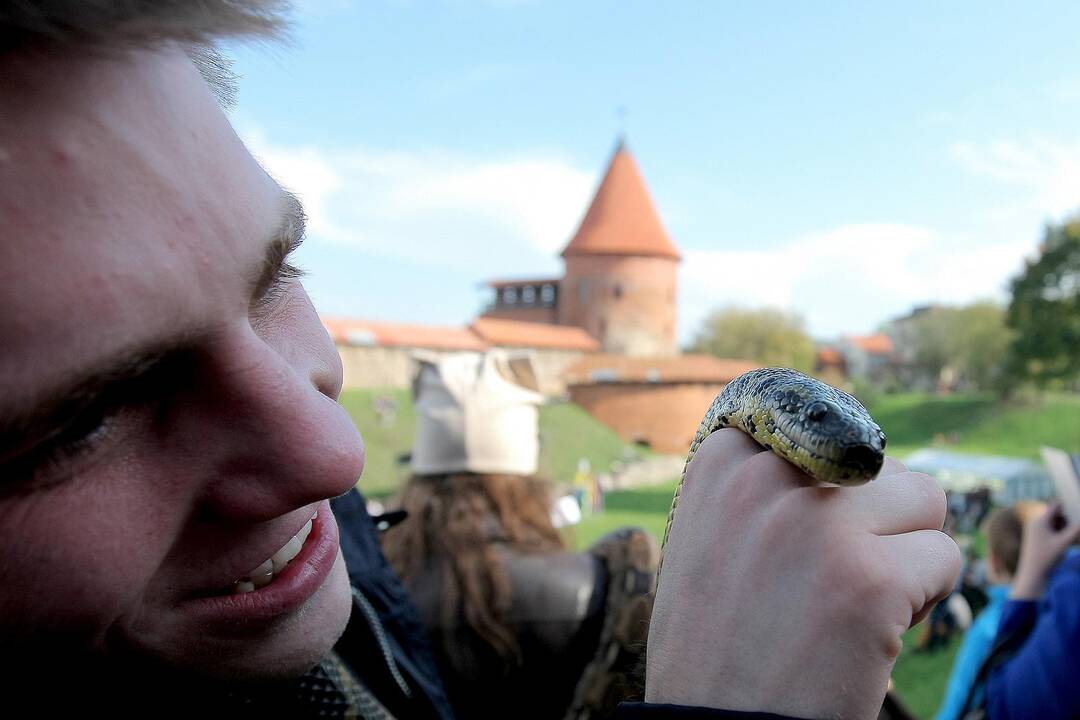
[252,190,307,300]
[0,341,196,459]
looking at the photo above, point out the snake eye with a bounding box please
[806,401,828,421]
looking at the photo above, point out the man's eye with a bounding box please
[256,259,306,311]
[2,405,116,494]
[0,356,188,495]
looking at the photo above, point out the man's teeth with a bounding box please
[231,513,315,594]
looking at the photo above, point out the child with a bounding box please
[936,505,1025,720]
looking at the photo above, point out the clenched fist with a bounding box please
[646,429,960,720]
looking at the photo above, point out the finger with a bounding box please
[681,427,767,504]
[881,455,908,475]
[842,470,948,536]
[878,530,962,627]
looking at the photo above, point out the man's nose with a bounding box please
[192,324,364,523]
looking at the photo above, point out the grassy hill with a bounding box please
[867,392,1080,459]
[341,388,637,499]
[344,388,1080,497]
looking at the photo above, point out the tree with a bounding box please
[898,302,1014,391]
[689,306,815,373]
[1005,220,1080,388]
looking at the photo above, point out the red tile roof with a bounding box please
[561,142,681,261]
[469,317,600,351]
[564,353,758,385]
[321,317,487,351]
[816,347,845,366]
[846,334,894,355]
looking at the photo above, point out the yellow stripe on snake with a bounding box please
[659,368,888,576]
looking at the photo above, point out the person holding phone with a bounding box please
[984,495,1080,720]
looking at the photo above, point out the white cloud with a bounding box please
[241,127,594,272]
[237,125,1039,341]
[952,136,1080,218]
[680,224,1030,340]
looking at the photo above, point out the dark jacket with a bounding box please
[331,489,456,719]
[985,547,1080,720]
[407,547,609,719]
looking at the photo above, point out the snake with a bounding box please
[659,367,888,574]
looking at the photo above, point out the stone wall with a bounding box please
[559,254,679,357]
[338,345,418,390]
[338,344,588,394]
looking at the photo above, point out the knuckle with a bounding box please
[883,456,908,474]
[905,471,947,529]
[822,539,892,612]
[935,531,963,582]
[921,473,949,529]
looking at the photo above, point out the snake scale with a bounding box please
[659,367,888,574]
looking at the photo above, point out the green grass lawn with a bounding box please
[343,388,1080,497]
[868,391,1080,459]
[341,388,638,499]
[893,629,960,719]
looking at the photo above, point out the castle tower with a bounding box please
[558,140,681,357]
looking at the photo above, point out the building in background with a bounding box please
[323,316,598,395]
[326,139,747,455]
[482,139,680,358]
[564,354,758,454]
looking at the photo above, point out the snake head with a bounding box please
[766,379,887,485]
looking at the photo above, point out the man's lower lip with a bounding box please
[181,500,340,628]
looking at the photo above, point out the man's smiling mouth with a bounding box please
[231,509,317,594]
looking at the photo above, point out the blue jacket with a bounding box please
[936,585,1011,720]
[986,547,1080,720]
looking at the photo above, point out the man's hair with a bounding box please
[0,1,290,107]
[982,506,1023,577]
[0,1,288,51]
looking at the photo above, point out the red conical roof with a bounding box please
[561,140,680,260]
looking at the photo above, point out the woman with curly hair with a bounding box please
[382,351,656,720]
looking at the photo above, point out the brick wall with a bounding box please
[568,381,726,454]
[559,254,678,357]
[479,306,558,324]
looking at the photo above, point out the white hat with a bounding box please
[411,350,545,477]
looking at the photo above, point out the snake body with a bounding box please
[660,368,887,570]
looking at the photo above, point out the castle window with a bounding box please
[503,287,518,305]
[613,283,623,299]
[579,280,590,304]
[521,285,536,305]
[540,284,555,305]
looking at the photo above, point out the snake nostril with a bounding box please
[806,401,828,421]
[843,443,885,472]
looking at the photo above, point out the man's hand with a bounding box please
[1011,501,1080,600]
[645,429,960,720]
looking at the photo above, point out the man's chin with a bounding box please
[201,552,354,683]
[118,550,354,685]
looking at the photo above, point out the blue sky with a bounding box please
[225,0,1080,341]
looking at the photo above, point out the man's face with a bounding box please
[0,46,364,679]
